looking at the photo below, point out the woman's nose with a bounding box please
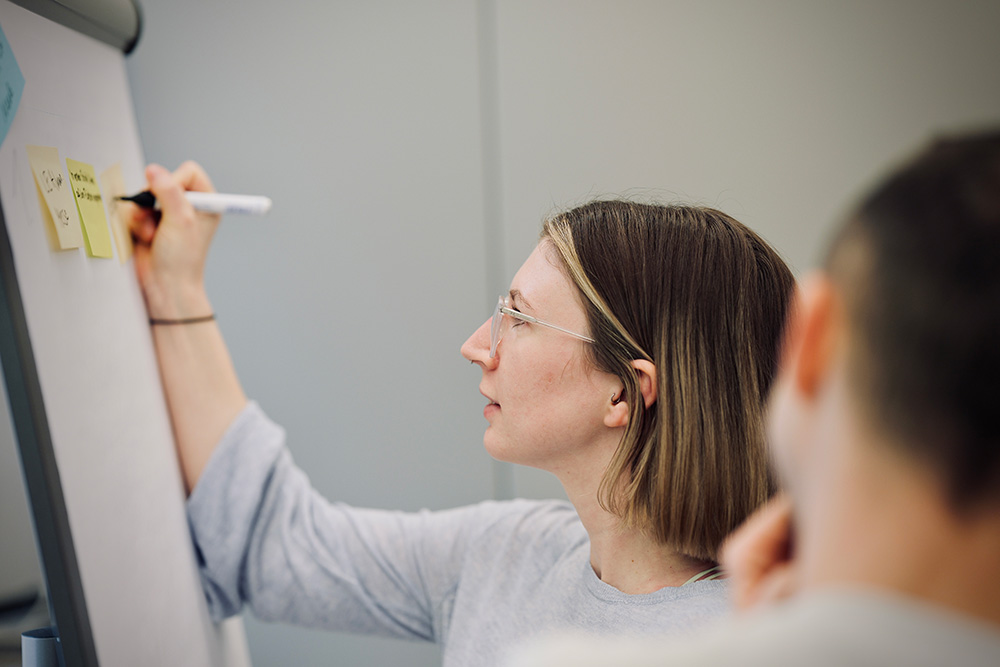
[461,318,497,368]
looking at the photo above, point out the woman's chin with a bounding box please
[483,431,517,464]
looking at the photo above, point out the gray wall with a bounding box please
[2,1,998,666]
[488,0,1000,497]
[126,2,491,665]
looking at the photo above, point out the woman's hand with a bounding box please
[127,161,221,319]
[721,494,799,612]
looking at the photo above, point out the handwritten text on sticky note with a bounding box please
[66,158,113,258]
[25,144,83,250]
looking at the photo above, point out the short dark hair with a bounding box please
[826,129,1000,510]
[543,201,794,560]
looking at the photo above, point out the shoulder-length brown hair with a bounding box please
[542,200,794,561]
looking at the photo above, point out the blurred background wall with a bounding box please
[2,1,998,665]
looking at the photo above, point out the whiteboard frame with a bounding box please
[0,203,97,665]
[0,1,250,665]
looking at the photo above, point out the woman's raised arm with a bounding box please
[127,161,247,493]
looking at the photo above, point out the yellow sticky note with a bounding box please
[99,163,132,264]
[66,158,113,258]
[33,177,62,251]
[25,145,83,250]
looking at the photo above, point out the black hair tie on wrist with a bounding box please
[149,314,215,326]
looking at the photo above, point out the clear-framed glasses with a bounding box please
[490,295,596,358]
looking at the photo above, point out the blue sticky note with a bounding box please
[0,24,25,148]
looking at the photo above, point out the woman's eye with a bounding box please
[504,304,531,330]
[507,311,527,328]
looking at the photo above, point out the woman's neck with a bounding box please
[562,473,715,594]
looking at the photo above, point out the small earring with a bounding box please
[611,391,624,405]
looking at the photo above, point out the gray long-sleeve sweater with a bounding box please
[187,402,730,667]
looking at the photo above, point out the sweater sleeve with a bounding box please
[186,401,503,642]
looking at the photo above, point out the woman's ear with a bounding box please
[603,360,658,428]
[631,359,658,408]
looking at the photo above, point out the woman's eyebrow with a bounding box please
[508,289,534,311]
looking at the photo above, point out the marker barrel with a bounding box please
[183,192,272,215]
[119,191,273,215]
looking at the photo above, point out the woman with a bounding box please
[128,162,793,666]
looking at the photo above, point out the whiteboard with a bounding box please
[0,2,250,664]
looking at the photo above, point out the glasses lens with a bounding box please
[490,295,505,358]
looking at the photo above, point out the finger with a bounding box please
[128,210,155,245]
[125,202,158,242]
[146,163,194,221]
[754,563,798,606]
[121,164,162,237]
[131,239,151,288]
[135,217,157,244]
[723,494,793,572]
[722,495,795,611]
[144,162,164,191]
[172,160,216,194]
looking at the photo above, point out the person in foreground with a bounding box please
[127,174,793,666]
[507,130,1000,666]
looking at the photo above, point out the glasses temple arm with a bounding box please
[501,307,595,343]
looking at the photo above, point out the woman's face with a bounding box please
[461,243,619,471]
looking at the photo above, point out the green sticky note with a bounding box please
[66,158,113,258]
